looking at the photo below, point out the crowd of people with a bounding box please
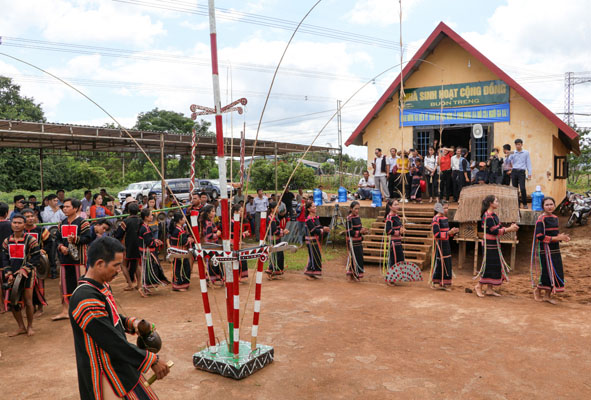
[358,138,533,208]
[342,195,568,305]
[0,177,569,398]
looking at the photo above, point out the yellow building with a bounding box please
[346,22,579,202]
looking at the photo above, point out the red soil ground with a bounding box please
[1,218,589,399]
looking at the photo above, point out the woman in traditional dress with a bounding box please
[199,204,223,285]
[430,202,459,289]
[384,198,406,286]
[475,195,519,297]
[138,208,169,297]
[231,203,250,280]
[531,197,570,304]
[266,202,289,279]
[168,212,193,291]
[304,200,329,279]
[410,158,424,203]
[345,201,367,281]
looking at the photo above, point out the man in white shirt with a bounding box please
[386,148,399,199]
[232,187,245,205]
[41,194,66,223]
[253,188,269,241]
[372,148,389,200]
[357,170,375,200]
[80,190,92,215]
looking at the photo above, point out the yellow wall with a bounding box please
[361,36,569,201]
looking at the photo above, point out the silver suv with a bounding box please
[117,181,157,203]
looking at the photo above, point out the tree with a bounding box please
[0,76,45,122]
[132,109,215,181]
[251,160,316,191]
[567,127,591,185]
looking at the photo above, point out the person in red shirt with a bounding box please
[439,147,454,202]
[89,194,113,219]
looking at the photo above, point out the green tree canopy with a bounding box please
[0,76,45,122]
[250,159,317,191]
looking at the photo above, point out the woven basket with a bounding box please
[459,222,478,239]
[453,184,520,224]
[459,221,517,241]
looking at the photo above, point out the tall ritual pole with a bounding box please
[207,0,235,352]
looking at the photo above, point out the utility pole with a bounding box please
[564,71,591,126]
[337,99,343,187]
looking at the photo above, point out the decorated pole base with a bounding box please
[193,340,274,380]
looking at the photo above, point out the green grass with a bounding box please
[0,186,127,204]
[242,244,344,272]
[284,245,343,271]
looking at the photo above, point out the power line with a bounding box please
[1,36,382,84]
[113,0,411,51]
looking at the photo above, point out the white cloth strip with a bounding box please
[205,313,213,327]
[256,271,263,284]
[233,295,239,307]
[254,300,261,313]
[251,325,259,337]
[200,279,207,293]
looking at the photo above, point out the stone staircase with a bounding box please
[362,205,434,269]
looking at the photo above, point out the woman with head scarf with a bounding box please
[430,202,458,289]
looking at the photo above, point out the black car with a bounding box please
[197,179,234,200]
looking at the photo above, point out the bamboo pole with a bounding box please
[36,204,191,226]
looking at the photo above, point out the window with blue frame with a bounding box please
[473,127,489,162]
[415,130,430,157]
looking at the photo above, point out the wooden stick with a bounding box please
[143,360,174,387]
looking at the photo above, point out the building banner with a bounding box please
[403,80,509,109]
[400,103,510,127]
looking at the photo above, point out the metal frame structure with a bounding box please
[0,119,332,156]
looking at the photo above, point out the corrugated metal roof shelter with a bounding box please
[0,119,333,156]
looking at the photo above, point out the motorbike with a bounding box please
[566,193,591,228]
[556,190,574,216]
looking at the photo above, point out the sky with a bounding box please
[0,0,589,160]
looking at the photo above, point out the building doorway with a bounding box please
[413,124,493,162]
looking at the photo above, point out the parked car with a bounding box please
[197,179,234,200]
[117,181,157,204]
[150,178,192,204]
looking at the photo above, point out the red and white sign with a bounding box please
[9,243,25,259]
[61,225,78,238]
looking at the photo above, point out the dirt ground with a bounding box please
[1,218,590,399]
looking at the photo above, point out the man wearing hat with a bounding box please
[475,162,490,184]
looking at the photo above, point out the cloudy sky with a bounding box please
[1,0,589,159]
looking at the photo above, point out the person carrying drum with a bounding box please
[22,208,51,317]
[1,213,41,337]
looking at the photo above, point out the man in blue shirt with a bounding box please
[510,138,532,208]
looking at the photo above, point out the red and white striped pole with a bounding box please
[190,215,216,346]
[250,211,267,350]
[240,127,245,190]
[207,0,234,350]
[190,127,197,193]
[232,213,241,356]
